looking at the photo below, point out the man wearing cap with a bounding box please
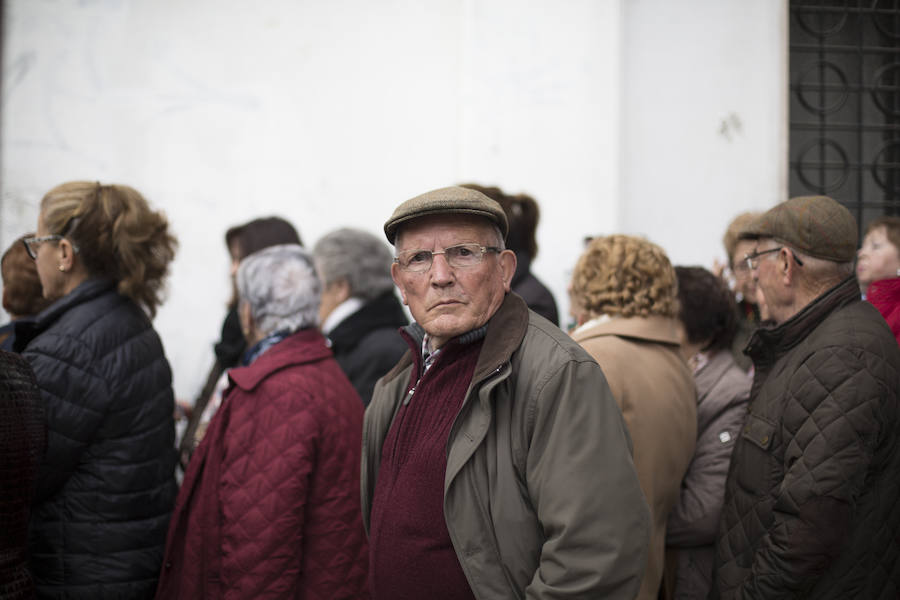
[711,195,900,599]
[361,186,650,599]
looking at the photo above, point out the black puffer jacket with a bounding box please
[327,291,408,406]
[16,279,177,599]
[712,276,900,599]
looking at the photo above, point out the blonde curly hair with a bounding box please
[570,234,678,319]
[41,181,178,318]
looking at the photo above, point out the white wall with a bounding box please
[621,0,788,267]
[1,0,785,401]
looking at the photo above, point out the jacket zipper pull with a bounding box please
[403,385,416,406]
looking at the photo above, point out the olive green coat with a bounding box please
[362,293,651,599]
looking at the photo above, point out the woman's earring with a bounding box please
[58,265,67,272]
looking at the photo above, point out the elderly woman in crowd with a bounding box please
[0,234,52,350]
[662,266,752,600]
[17,181,178,598]
[569,234,697,600]
[178,216,303,469]
[857,216,900,344]
[157,244,370,600]
[313,227,408,406]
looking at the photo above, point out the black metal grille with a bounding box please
[789,0,900,237]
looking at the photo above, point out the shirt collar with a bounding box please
[320,297,365,334]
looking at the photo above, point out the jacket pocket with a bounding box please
[735,413,777,495]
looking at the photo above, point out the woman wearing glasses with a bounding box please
[18,181,178,599]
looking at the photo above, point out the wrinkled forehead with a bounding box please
[394,213,498,249]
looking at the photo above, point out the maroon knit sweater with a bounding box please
[368,335,483,600]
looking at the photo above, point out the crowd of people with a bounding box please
[0,181,899,600]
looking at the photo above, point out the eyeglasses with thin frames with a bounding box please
[744,247,804,271]
[22,235,64,260]
[394,243,501,273]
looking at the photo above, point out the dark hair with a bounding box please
[2,234,52,318]
[459,183,540,258]
[225,217,302,262]
[41,182,177,318]
[675,265,738,352]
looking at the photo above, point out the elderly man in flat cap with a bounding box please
[361,186,650,600]
[711,196,900,599]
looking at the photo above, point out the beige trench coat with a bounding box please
[572,315,697,600]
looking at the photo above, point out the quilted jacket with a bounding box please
[712,276,900,599]
[157,328,369,600]
[363,293,650,600]
[16,278,177,599]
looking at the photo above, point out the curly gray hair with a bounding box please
[312,228,395,301]
[236,244,321,336]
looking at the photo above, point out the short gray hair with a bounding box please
[312,228,394,301]
[781,241,854,293]
[237,244,320,336]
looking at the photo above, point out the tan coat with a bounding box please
[572,315,697,600]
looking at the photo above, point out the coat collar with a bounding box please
[326,292,408,352]
[570,314,682,347]
[228,328,333,392]
[380,292,531,385]
[14,278,117,351]
[746,275,860,364]
[694,349,744,402]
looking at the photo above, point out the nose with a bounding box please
[429,252,455,286]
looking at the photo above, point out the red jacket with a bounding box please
[867,277,900,345]
[156,329,369,599]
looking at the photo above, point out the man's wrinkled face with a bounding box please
[391,214,516,349]
[751,237,785,323]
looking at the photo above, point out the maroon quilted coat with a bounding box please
[156,329,369,600]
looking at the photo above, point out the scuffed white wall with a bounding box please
[1,0,627,400]
[2,0,786,400]
[620,0,788,267]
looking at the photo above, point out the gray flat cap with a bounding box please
[384,186,509,244]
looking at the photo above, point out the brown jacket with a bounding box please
[712,276,900,599]
[572,315,697,600]
[363,293,651,599]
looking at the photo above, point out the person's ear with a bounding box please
[330,279,352,304]
[57,239,76,271]
[498,249,517,292]
[391,262,408,305]
[780,248,797,285]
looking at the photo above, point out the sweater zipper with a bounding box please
[403,380,419,406]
